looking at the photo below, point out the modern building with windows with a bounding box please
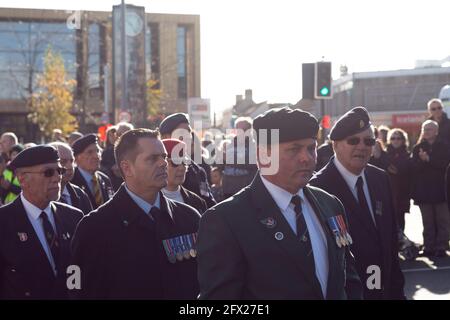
[322,66,450,142]
[0,7,200,141]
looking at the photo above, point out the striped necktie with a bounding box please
[40,211,59,267]
[92,174,103,207]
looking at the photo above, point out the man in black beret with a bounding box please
[310,106,405,299]
[0,145,83,299]
[159,113,216,208]
[197,107,362,300]
[71,134,113,209]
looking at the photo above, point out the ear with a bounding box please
[119,159,133,178]
[16,171,28,188]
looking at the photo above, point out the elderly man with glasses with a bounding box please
[310,107,405,300]
[427,98,450,144]
[0,145,83,299]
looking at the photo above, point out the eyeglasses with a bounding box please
[346,137,376,146]
[431,106,443,111]
[22,167,66,177]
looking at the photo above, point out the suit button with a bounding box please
[25,292,31,297]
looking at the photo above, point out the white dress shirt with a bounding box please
[60,186,72,206]
[21,193,57,275]
[260,175,329,297]
[124,185,172,219]
[162,187,185,204]
[333,156,376,224]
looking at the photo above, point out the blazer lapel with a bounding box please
[12,198,56,278]
[73,168,95,205]
[250,175,323,298]
[327,161,379,239]
[303,186,340,299]
[66,183,79,207]
[50,203,72,274]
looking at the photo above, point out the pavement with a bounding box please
[401,202,450,300]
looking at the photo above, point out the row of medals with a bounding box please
[163,236,197,264]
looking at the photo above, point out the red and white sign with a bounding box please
[392,113,427,127]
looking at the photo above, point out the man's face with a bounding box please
[428,101,443,119]
[167,159,187,187]
[0,136,14,154]
[75,143,101,173]
[57,147,75,185]
[333,128,375,175]
[211,170,222,186]
[262,138,317,193]
[122,137,168,190]
[18,162,63,205]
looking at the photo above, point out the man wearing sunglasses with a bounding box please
[71,134,113,209]
[310,107,405,300]
[0,145,83,299]
[427,98,450,145]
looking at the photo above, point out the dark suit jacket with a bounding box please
[71,168,113,209]
[309,158,405,300]
[63,183,93,215]
[0,198,83,299]
[197,174,362,300]
[180,186,208,214]
[71,185,201,299]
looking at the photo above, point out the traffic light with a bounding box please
[314,62,332,99]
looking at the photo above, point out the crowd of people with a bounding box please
[0,97,449,299]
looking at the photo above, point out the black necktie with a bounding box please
[291,195,314,259]
[356,177,376,226]
[40,211,59,266]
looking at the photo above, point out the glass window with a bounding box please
[177,26,187,99]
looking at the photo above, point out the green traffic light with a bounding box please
[320,86,329,96]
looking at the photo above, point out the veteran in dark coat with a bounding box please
[310,107,405,300]
[197,107,362,300]
[0,145,83,299]
[71,129,201,299]
[50,142,93,215]
[159,113,216,208]
[161,139,208,214]
[70,134,113,209]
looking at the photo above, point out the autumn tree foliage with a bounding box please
[30,47,78,139]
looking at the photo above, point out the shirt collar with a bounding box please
[78,167,94,182]
[260,174,302,211]
[333,156,366,190]
[62,186,71,196]
[20,193,52,221]
[124,185,160,214]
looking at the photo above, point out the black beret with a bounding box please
[159,113,190,135]
[329,106,372,141]
[9,145,59,170]
[253,107,319,144]
[72,134,98,156]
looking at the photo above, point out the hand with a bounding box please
[387,164,398,174]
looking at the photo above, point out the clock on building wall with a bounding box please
[125,11,143,37]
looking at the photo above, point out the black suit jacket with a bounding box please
[197,174,362,300]
[62,183,93,215]
[180,186,208,214]
[309,157,405,300]
[71,185,201,299]
[0,198,83,299]
[71,168,113,209]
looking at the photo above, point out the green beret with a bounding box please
[253,107,319,145]
[9,145,59,170]
[159,113,190,135]
[329,107,372,141]
[72,134,98,156]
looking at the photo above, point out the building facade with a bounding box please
[0,7,200,141]
[322,67,450,142]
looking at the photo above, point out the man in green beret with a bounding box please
[0,145,83,299]
[197,107,362,300]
